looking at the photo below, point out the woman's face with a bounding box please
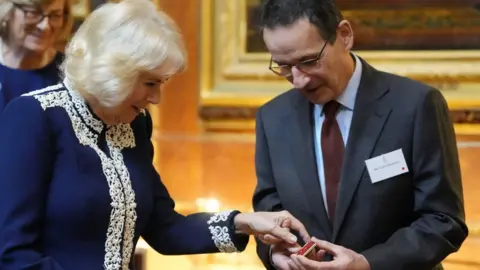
[7,0,65,53]
[100,64,175,125]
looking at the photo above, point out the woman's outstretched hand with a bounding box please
[234,210,310,245]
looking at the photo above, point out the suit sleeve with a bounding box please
[140,111,249,255]
[252,107,283,270]
[0,97,64,269]
[361,89,468,270]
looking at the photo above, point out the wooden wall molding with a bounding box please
[199,106,257,121]
[199,106,480,123]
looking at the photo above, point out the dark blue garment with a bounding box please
[0,82,249,270]
[0,52,63,112]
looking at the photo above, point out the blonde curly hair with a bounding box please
[62,0,187,108]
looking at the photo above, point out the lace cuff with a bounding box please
[207,210,248,253]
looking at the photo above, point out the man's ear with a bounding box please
[337,20,354,51]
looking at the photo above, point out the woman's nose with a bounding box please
[147,90,160,105]
[36,17,51,31]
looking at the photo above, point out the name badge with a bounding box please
[365,149,408,183]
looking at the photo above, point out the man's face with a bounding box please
[263,18,354,104]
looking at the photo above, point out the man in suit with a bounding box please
[252,0,469,269]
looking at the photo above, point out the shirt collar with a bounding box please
[336,53,362,110]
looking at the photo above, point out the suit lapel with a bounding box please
[287,95,333,238]
[332,61,392,241]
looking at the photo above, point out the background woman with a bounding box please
[0,0,72,111]
[0,0,308,269]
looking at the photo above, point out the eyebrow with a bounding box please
[273,53,319,65]
[45,6,64,12]
[145,78,164,82]
[143,72,166,79]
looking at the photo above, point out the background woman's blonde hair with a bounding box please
[62,0,187,108]
[0,0,73,42]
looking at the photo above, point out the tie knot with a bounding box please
[323,100,340,119]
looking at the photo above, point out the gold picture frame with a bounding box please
[71,0,90,18]
[199,0,480,133]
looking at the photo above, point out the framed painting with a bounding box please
[245,0,480,52]
[199,0,480,133]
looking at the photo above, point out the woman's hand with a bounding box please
[233,210,310,245]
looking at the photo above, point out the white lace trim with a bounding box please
[24,83,138,270]
[207,210,238,253]
[23,83,64,98]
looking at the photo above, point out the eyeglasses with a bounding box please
[13,4,64,27]
[269,38,330,77]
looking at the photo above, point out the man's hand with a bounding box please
[272,242,324,270]
[271,242,301,270]
[290,237,370,270]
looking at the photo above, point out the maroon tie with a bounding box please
[321,101,344,222]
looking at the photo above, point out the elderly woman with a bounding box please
[0,0,72,111]
[0,0,308,269]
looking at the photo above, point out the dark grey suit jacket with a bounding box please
[253,59,468,270]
